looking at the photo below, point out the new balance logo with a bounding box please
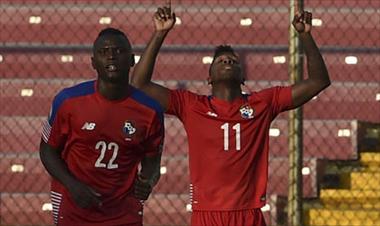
[81,122,96,130]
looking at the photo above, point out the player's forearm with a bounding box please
[131,31,168,88]
[300,33,331,89]
[39,142,79,190]
[139,155,162,187]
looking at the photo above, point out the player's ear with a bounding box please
[130,54,135,67]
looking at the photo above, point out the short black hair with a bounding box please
[93,27,131,53]
[213,45,236,60]
[97,27,128,39]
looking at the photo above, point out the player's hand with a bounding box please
[154,0,176,33]
[67,180,102,209]
[134,174,153,200]
[292,11,312,33]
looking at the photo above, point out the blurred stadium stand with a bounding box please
[0,0,379,225]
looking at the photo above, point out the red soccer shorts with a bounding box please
[191,208,266,226]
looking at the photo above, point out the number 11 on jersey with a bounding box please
[221,123,241,151]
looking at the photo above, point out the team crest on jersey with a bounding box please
[240,105,255,119]
[123,121,136,137]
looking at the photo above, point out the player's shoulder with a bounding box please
[248,86,291,103]
[171,88,206,101]
[130,86,164,115]
[55,80,96,102]
[249,86,279,98]
[52,80,95,108]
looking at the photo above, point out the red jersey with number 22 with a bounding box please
[42,80,164,225]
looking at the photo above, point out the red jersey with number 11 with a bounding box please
[167,86,293,211]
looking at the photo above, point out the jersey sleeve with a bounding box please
[166,89,198,121]
[143,111,165,157]
[257,86,293,118]
[41,92,70,148]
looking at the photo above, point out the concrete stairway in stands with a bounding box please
[304,151,380,226]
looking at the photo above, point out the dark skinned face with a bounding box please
[91,34,134,84]
[208,52,243,85]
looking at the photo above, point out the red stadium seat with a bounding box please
[4,0,378,8]
[163,117,188,156]
[0,154,319,198]
[4,78,378,121]
[270,119,360,160]
[186,80,380,121]
[268,157,319,197]
[1,2,378,46]
[305,0,379,7]
[154,157,189,194]
[0,115,364,161]
[2,51,378,83]
[245,53,380,82]
[0,51,210,80]
[1,5,289,45]
[0,155,188,194]
[0,156,50,193]
[0,193,53,226]
[0,116,190,155]
[315,53,380,82]
[155,156,321,198]
[144,194,190,226]
[0,79,82,116]
[0,165,314,226]
[145,193,291,226]
[0,52,94,79]
[306,82,379,122]
[144,193,290,226]
[0,154,189,194]
[0,117,43,154]
[1,1,378,226]
[0,192,188,226]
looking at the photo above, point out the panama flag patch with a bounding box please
[240,105,255,119]
[123,121,136,137]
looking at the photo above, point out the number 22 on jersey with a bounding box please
[221,123,241,151]
[94,141,119,169]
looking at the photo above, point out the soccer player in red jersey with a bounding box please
[132,3,330,226]
[39,28,164,226]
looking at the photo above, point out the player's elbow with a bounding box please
[39,140,47,157]
[39,141,61,166]
[39,141,51,165]
[321,78,331,90]
[315,77,331,93]
[322,70,331,87]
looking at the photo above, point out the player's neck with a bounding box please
[97,80,130,100]
[211,84,243,102]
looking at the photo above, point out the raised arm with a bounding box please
[131,2,175,111]
[290,11,331,108]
